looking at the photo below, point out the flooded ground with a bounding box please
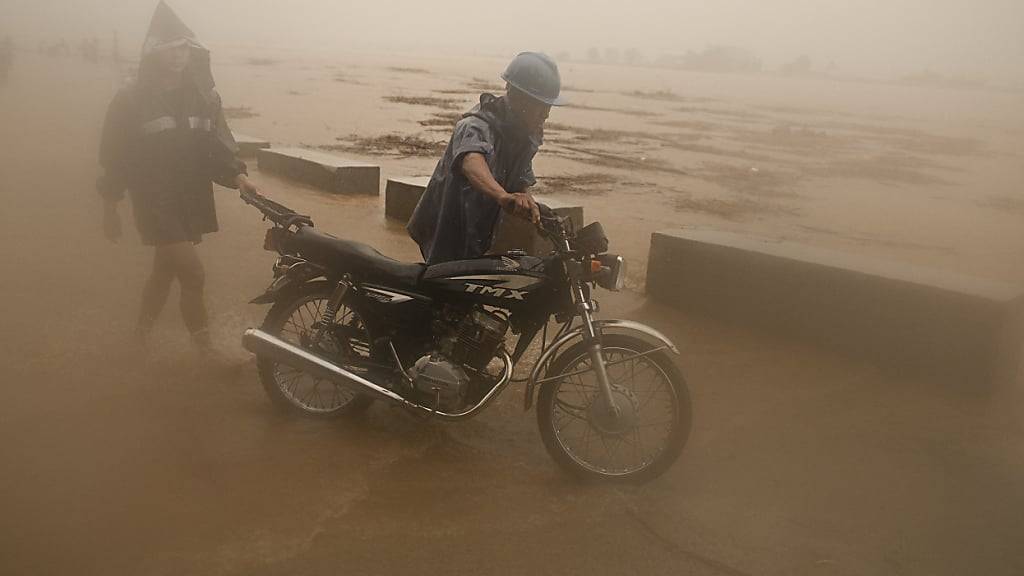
[1,51,1022,575]
[213,47,1024,287]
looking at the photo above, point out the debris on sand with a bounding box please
[977,194,1024,214]
[418,111,462,129]
[561,85,598,93]
[549,124,702,147]
[569,103,660,118]
[674,193,797,221]
[466,77,502,92]
[333,73,363,84]
[388,66,431,74]
[223,106,259,120]
[552,145,689,176]
[385,95,464,110]
[535,173,619,194]
[676,106,766,122]
[623,89,696,102]
[321,134,446,158]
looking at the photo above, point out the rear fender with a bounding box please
[249,260,326,304]
[523,319,679,410]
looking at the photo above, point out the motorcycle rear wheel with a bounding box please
[537,334,692,483]
[256,282,374,418]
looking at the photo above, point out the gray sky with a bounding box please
[4,0,1023,80]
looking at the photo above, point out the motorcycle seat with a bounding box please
[289,227,425,287]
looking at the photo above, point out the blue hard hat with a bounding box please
[501,52,567,106]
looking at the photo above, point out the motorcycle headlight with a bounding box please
[596,254,626,291]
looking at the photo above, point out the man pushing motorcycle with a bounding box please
[236,52,690,482]
[407,52,566,264]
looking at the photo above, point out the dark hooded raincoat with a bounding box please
[97,1,245,245]
[407,93,540,264]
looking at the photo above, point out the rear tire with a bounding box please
[537,334,692,483]
[256,281,374,418]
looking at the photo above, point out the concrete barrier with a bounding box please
[385,176,431,222]
[647,228,1023,383]
[256,147,380,195]
[232,133,270,158]
[492,198,584,256]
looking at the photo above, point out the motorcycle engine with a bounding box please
[408,355,470,412]
[411,308,510,411]
[442,308,510,371]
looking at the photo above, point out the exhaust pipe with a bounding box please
[242,328,409,405]
[241,329,513,420]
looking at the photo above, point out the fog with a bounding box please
[3,0,1024,574]
[3,0,1023,82]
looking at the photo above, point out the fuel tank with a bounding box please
[420,254,551,307]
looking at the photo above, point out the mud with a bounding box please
[387,66,431,75]
[568,102,662,117]
[417,111,462,130]
[623,89,713,103]
[465,77,502,92]
[384,94,464,110]
[534,173,620,194]
[321,133,446,158]
[674,193,799,221]
[1,51,1023,576]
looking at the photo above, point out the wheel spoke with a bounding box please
[548,345,681,477]
[267,295,370,414]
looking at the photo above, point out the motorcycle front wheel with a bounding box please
[537,334,692,483]
[256,281,374,418]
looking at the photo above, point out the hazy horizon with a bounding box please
[2,0,1023,83]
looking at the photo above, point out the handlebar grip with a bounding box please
[239,188,261,205]
[536,202,556,219]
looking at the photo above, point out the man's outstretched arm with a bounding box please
[461,152,540,224]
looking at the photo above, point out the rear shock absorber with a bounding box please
[311,276,351,346]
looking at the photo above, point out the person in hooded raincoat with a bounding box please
[97,1,258,358]
[407,52,567,264]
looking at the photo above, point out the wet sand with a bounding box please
[0,51,1022,575]
[212,47,1024,288]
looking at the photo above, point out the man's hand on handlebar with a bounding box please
[501,191,540,225]
[235,173,259,200]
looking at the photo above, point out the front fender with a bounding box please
[523,319,679,410]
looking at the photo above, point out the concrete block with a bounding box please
[647,228,1023,383]
[491,198,585,256]
[385,176,430,222]
[256,147,380,195]
[232,133,270,158]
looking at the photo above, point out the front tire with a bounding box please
[537,334,692,483]
[256,281,374,418]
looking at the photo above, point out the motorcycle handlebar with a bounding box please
[240,188,313,228]
[534,201,573,252]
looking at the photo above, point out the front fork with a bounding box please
[572,282,621,418]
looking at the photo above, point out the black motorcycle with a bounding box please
[239,190,691,482]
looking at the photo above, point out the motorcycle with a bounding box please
[239,189,691,482]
